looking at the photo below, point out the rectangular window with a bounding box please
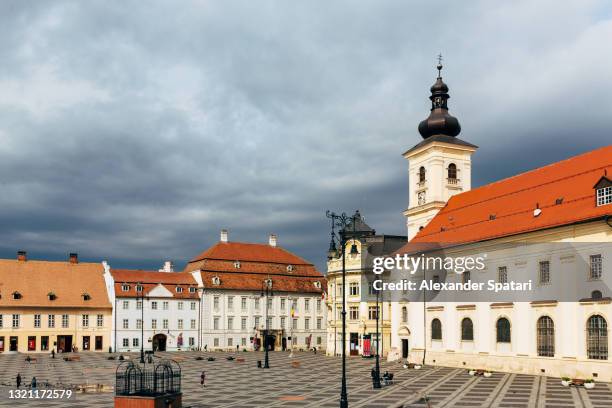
[191,319,196,329]
[304,298,310,311]
[123,319,129,329]
[178,319,183,330]
[304,318,310,330]
[62,314,69,328]
[133,338,139,347]
[291,299,298,312]
[82,314,89,328]
[214,317,220,330]
[26,337,35,353]
[349,282,359,296]
[267,297,273,310]
[462,271,471,284]
[151,301,158,310]
[214,296,220,311]
[178,302,184,310]
[163,301,169,310]
[227,317,233,330]
[280,317,286,329]
[317,299,322,312]
[163,319,168,329]
[597,186,612,206]
[228,338,233,347]
[122,338,129,347]
[254,316,260,329]
[0,314,2,328]
[228,296,234,310]
[280,298,286,311]
[189,337,195,346]
[317,336,322,345]
[498,266,508,284]
[213,338,219,347]
[433,275,440,284]
[123,301,129,310]
[97,314,104,327]
[539,261,550,284]
[136,300,142,310]
[317,317,322,330]
[292,318,298,330]
[266,317,272,328]
[41,336,49,351]
[151,319,157,329]
[349,306,359,320]
[254,298,260,311]
[34,314,41,328]
[590,254,603,280]
[136,319,142,329]
[368,306,379,320]
[241,297,247,311]
[241,317,247,330]
[48,315,55,328]
[241,338,246,346]
[191,301,197,310]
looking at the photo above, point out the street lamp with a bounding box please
[373,282,382,389]
[137,282,145,364]
[261,278,273,369]
[326,210,360,408]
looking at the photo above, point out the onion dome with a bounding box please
[418,63,461,138]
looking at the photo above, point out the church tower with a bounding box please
[403,61,478,241]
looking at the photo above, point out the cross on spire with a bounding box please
[436,53,443,77]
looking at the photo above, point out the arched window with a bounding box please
[587,315,608,360]
[401,307,408,323]
[592,290,603,299]
[419,166,426,183]
[461,318,473,341]
[448,163,457,180]
[537,316,555,357]
[496,318,511,343]
[431,318,442,340]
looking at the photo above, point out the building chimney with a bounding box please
[17,250,27,262]
[69,253,78,264]
[269,233,277,247]
[220,229,228,243]
[159,261,174,272]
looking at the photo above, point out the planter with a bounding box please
[585,382,595,389]
[561,380,570,387]
[468,370,476,376]
[414,365,422,370]
[483,372,492,378]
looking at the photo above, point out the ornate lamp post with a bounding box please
[326,210,359,408]
[373,282,382,388]
[137,282,145,364]
[261,278,273,369]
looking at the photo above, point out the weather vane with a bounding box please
[436,53,443,77]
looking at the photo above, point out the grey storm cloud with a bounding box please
[0,0,611,271]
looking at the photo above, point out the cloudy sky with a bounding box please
[1,0,611,272]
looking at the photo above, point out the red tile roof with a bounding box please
[188,242,312,265]
[111,269,199,299]
[407,146,612,246]
[0,259,111,309]
[186,241,325,294]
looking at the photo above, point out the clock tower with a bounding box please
[403,62,478,241]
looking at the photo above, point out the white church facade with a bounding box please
[388,62,612,381]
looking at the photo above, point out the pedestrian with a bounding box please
[204,344,207,352]
[16,373,21,388]
[31,377,37,389]
[51,349,55,359]
[313,347,317,354]
[200,371,205,387]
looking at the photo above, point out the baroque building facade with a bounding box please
[390,63,612,380]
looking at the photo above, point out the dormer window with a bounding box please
[121,284,130,292]
[82,293,91,301]
[418,166,426,184]
[286,265,294,272]
[212,276,221,285]
[234,261,241,269]
[12,291,22,300]
[135,285,143,292]
[189,287,196,293]
[47,292,56,301]
[594,176,612,206]
[313,281,321,289]
[176,287,183,293]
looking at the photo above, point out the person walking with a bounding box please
[31,377,37,389]
[16,373,21,388]
[200,371,206,387]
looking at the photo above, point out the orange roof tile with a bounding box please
[0,259,111,309]
[111,269,199,299]
[198,271,326,294]
[406,146,612,247]
[188,242,313,265]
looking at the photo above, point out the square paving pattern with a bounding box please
[0,351,609,407]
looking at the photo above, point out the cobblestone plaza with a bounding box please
[0,351,610,407]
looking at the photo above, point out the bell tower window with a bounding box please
[418,166,426,184]
[448,163,457,180]
[417,191,426,206]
